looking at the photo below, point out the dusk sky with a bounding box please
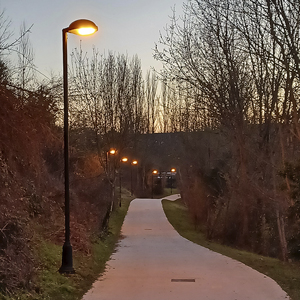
[0,0,184,79]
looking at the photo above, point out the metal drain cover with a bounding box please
[171,279,196,282]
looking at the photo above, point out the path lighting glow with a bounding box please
[120,157,128,207]
[152,170,158,198]
[67,19,98,36]
[170,168,176,194]
[60,19,98,274]
[130,160,138,195]
[78,27,97,35]
[109,149,116,155]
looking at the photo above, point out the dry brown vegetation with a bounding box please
[154,0,300,262]
[0,68,113,295]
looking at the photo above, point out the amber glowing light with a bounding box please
[67,19,98,36]
[109,149,116,155]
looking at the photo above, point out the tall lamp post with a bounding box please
[119,157,128,206]
[107,148,116,210]
[170,168,176,194]
[106,148,116,175]
[60,19,98,274]
[131,160,138,196]
[152,170,158,199]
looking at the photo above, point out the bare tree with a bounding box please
[14,22,36,102]
[153,0,300,259]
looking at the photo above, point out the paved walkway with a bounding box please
[82,195,290,300]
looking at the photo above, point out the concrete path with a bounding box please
[82,195,290,300]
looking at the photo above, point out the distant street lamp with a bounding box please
[60,19,98,274]
[152,170,158,199]
[107,148,117,210]
[170,168,176,194]
[131,160,138,196]
[119,157,128,206]
[109,149,116,155]
[106,148,116,174]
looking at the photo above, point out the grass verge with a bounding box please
[161,188,179,198]
[151,188,179,199]
[162,198,300,300]
[1,192,132,300]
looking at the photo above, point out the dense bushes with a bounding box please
[172,127,300,260]
[0,63,112,295]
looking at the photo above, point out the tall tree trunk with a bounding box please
[272,154,288,261]
[276,208,288,261]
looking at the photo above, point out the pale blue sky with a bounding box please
[0,0,184,79]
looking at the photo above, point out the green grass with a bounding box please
[162,188,179,197]
[162,198,300,300]
[151,188,180,199]
[1,191,132,300]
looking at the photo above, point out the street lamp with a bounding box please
[106,148,116,174]
[170,168,176,194]
[109,149,116,155]
[119,157,128,206]
[131,160,138,196]
[152,170,158,199]
[107,148,117,210]
[60,19,98,274]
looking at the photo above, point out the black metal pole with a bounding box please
[119,167,122,207]
[59,28,74,274]
[135,165,138,193]
[106,151,108,174]
[152,174,154,199]
[112,154,116,209]
[130,167,133,196]
[171,174,173,194]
